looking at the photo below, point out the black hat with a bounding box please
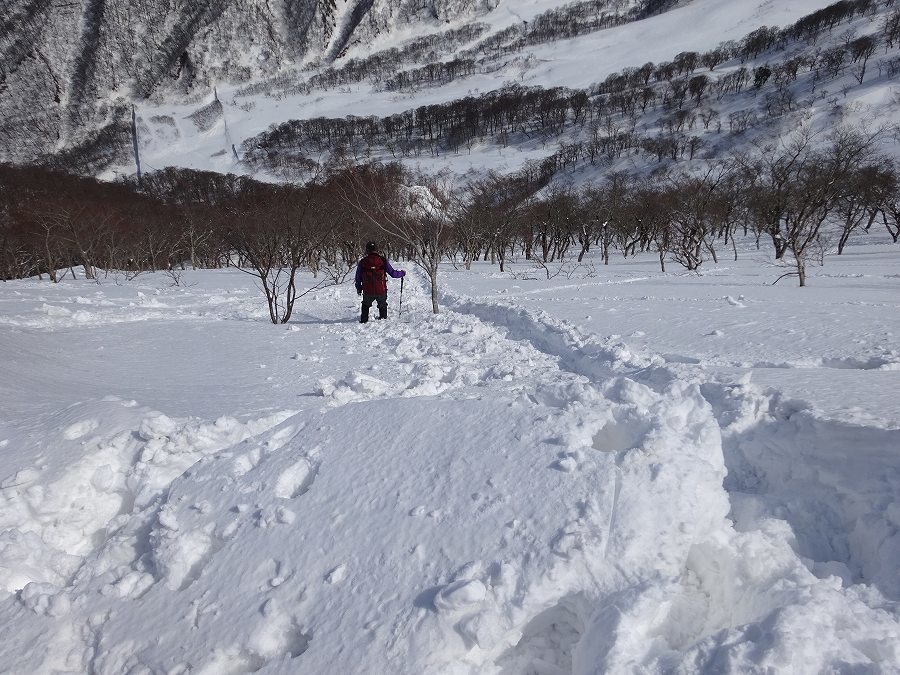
[365,241,378,253]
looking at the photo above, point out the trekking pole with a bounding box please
[398,275,405,319]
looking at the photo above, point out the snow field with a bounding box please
[0,258,897,673]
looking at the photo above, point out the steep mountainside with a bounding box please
[0,0,498,163]
[3,0,897,183]
[2,0,697,170]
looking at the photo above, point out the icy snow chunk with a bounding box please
[157,505,180,531]
[248,598,311,660]
[552,456,578,472]
[220,519,240,540]
[192,500,212,515]
[276,506,295,525]
[457,612,506,649]
[325,564,348,585]
[18,582,70,616]
[551,529,586,559]
[41,304,70,317]
[232,451,258,477]
[322,372,392,404]
[153,527,214,591]
[71,310,94,323]
[138,413,177,440]
[274,458,315,499]
[0,530,81,591]
[434,579,487,613]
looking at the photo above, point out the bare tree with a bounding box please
[462,172,531,274]
[835,161,893,254]
[665,163,735,271]
[876,164,900,243]
[337,163,452,314]
[849,34,878,83]
[762,126,881,285]
[225,180,339,324]
[583,172,631,265]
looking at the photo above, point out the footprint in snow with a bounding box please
[62,419,99,440]
[433,579,487,613]
[248,598,312,661]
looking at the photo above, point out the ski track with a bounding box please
[0,271,898,673]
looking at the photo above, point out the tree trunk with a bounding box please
[837,229,851,254]
[772,233,789,259]
[796,254,806,287]
[429,266,440,314]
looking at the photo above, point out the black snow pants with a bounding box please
[360,293,388,323]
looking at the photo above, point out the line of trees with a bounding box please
[238,22,491,98]
[0,165,362,322]
[5,123,897,323]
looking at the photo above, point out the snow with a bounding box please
[1,239,898,673]
[124,0,841,179]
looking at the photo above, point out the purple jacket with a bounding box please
[355,254,405,293]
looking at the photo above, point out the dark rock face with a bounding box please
[0,0,488,168]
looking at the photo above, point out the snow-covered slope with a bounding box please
[4,0,864,178]
[0,243,898,673]
[0,0,496,161]
[129,0,845,178]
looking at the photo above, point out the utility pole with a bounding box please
[131,105,142,188]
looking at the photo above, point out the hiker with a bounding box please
[355,241,406,323]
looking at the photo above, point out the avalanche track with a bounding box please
[0,271,897,674]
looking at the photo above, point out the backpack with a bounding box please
[361,253,387,295]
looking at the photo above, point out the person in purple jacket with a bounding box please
[355,241,406,323]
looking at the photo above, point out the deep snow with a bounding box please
[0,242,898,673]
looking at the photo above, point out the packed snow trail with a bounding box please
[0,270,897,673]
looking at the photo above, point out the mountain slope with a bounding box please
[129,0,895,183]
[3,0,897,185]
[0,0,498,164]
